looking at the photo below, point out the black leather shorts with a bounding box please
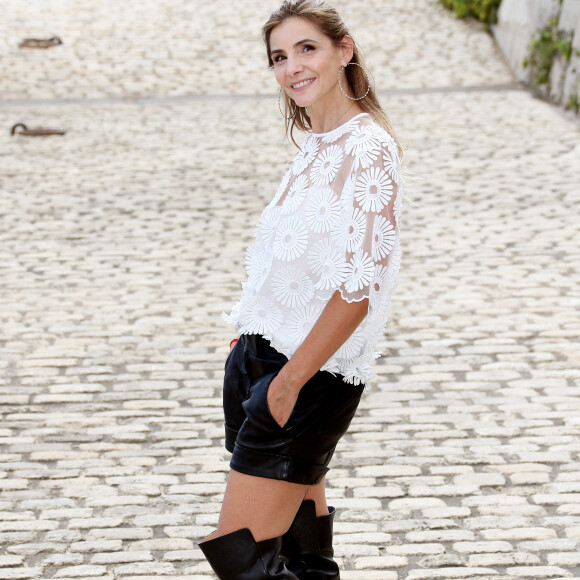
[223,334,365,485]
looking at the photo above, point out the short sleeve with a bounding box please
[337,127,402,305]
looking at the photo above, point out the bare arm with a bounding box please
[267,290,369,427]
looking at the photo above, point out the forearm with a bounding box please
[277,290,369,393]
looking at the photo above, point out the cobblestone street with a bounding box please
[1,0,580,578]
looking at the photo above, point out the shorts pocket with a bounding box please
[242,372,292,433]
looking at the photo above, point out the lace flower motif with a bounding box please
[388,240,402,276]
[383,150,401,185]
[310,145,344,186]
[340,172,356,210]
[355,167,394,213]
[288,304,321,345]
[372,215,396,261]
[320,116,361,144]
[245,244,273,292]
[337,328,365,359]
[332,206,367,253]
[308,239,349,290]
[273,216,308,262]
[306,187,341,234]
[345,125,381,169]
[257,206,282,247]
[281,174,308,215]
[271,266,314,308]
[394,187,404,227]
[343,354,374,386]
[241,295,283,336]
[369,264,394,310]
[292,136,320,175]
[345,249,374,294]
[268,168,292,209]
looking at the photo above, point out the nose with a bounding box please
[286,55,303,77]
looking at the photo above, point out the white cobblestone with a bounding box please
[1,0,580,578]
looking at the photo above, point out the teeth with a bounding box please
[293,79,312,89]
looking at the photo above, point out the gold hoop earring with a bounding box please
[338,62,371,101]
[278,88,296,120]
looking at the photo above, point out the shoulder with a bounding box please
[357,115,398,154]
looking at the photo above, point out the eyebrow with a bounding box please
[270,38,319,57]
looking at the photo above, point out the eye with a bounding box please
[273,54,286,64]
[302,44,315,53]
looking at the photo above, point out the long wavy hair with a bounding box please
[263,0,403,158]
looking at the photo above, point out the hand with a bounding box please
[266,374,300,429]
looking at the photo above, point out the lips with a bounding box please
[291,78,315,90]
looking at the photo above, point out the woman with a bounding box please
[200,1,403,578]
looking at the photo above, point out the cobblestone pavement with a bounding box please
[1,0,579,579]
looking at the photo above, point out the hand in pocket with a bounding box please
[266,374,300,429]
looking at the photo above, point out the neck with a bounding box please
[308,88,364,134]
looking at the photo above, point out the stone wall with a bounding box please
[493,0,580,111]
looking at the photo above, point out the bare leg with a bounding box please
[303,477,329,516]
[216,469,308,542]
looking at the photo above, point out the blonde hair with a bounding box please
[263,0,403,158]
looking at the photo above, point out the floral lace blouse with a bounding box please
[225,112,403,385]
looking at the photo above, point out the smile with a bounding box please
[291,78,315,90]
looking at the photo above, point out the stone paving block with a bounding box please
[407,568,499,579]
[353,555,408,569]
[68,518,124,529]
[40,508,93,520]
[481,527,558,541]
[85,529,153,541]
[0,569,43,579]
[468,553,542,566]
[453,541,514,554]
[107,562,176,576]
[133,514,190,527]
[454,473,506,487]
[353,485,405,498]
[546,552,580,566]
[334,532,392,545]
[465,517,537,531]
[129,539,194,551]
[0,556,25,567]
[418,554,467,568]
[52,566,108,578]
[506,567,573,578]
[341,573,397,580]
[42,554,84,567]
[69,540,123,553]
[509,471,551,485]
[386,543,445,556]
[333,544,379,558]
[0,520,60,533]
[477,505,547,517]
[355,465,422,477]
[406,530,477,543]
[162,550,198,561]
[389,498,447,511]
[409,483,481,496]
[90,552,152,565]
[422,506,472,519]
[0,533,37,544]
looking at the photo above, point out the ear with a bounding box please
[339,35,355,66]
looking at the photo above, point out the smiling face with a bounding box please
[269,17,353,112]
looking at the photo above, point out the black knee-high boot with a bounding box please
[281,500,340,580]
[199,528,299,579]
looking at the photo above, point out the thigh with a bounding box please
[218,469,307,542]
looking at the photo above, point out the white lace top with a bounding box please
[225,113,403,385]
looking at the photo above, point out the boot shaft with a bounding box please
[200,528,299,579]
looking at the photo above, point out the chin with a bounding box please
[293,96,316,109]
